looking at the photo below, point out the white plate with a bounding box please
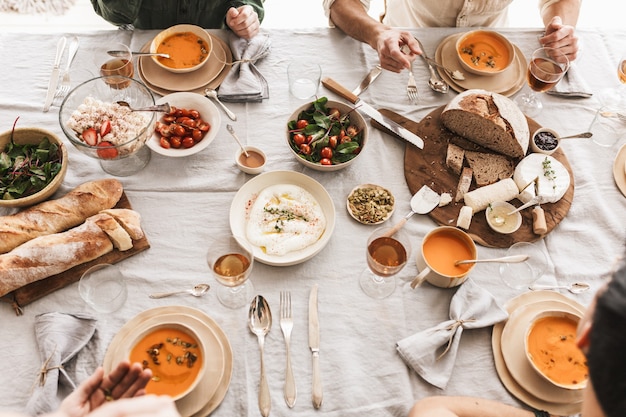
[613,143,626,198]
[229,170,336,266]
[147,92,221,157]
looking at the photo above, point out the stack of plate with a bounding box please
[434,33,527,97]
[492,291,585,415]
[103,306,233,417]
[613,143,626,197]
[137,33,233,96]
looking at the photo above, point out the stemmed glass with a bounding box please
[516,47,569,117]
[359,226,411,299]
[207,234,254,309]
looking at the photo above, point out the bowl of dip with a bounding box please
[150,24,213,73]
[456,30,515,76]
[531,127,560,155]
[235,145,266,175]
[485,201,522,234]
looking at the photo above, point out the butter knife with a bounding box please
[43,36,67,112]
[309,284,322,408]
[352,65,382,96]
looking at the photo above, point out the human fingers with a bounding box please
[226,6,260,39]
[540,16,579,61]
[99,362,151,402]
[88,395,180,417]
[376,30,416,72]
[56,367,106,417]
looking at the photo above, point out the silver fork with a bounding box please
[54,36,79,103]
[279,291,297,408]
[406,67,419,104]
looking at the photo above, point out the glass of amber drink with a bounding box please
[207,234,254,309]
[99,43,134,89]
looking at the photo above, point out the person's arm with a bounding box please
[225,4,261,39]
[328,0,421,72]
[538,0,581,61]
[409,396,546,417]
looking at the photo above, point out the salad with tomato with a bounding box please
[287,97,363,166]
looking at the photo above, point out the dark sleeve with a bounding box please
[229,0,265,23]
[89,0,144,26]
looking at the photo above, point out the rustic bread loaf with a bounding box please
[441,89,529,158]
[465,150,514,186]
[455,167,473,203]
[0,179,123,254]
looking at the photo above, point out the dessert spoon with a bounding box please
[117,101,171,112]
[149,283,210,299]
[249,295,272,417]
[227,124,249,157]
[529,282,591,294]
[205,88,237,121]
[559,131,593,139]
[455,254,529,266]
[107,50,170,59]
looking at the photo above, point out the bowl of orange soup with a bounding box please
[525,310,588,390]
[150,24,213,73]
[128,322,206,400]
[456,30,515,76]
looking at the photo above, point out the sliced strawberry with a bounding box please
[100,119,112,137]
[81,128,98,146]
[96,141,119,159]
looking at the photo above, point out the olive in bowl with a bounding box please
[286,97,368,172]
[531,127,560,155]
[0,126,68,208]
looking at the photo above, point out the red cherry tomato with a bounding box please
[292,133,306,146]
[328,135,338,149]
[170,136,182,148]
[296,119,309,129]
[320,146,333,159]
[182,137,195,148]
[299,144,311,155]
[320,158,332,165]
[159,137,171,149]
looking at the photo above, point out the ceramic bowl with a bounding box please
[485,201,522,234]
[150,24,213,74]
[286,99,368,172]
[531,127,560,155]
[346,183,395,225]
[0,127,68,208]
[235,145,266,175]
[456,30,515,76]
[125,321,207,401]
[524,309,588,391]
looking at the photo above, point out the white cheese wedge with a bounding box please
[463,178,520,213]
[513,154,570,204]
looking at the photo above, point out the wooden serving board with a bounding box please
[0,192,150,315]
[372,106,574,248]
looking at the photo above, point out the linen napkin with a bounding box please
[546,63,593,98]
[396,279,508,389]
[217,32,271,103]
[25,312,97,416]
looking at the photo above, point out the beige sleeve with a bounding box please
[323,0,371,27]
[538,0,562,14]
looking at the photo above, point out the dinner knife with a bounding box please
[321,77,424,149]
[352,65,382,96]
[43,36,67,112]
[308,284,323,409]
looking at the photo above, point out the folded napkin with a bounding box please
[396,279,508,389]
[25,312,97,416]
[217,32,271,103]
[547,63,593,98]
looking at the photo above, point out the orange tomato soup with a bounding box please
[423,230,473,276]
[458,32,511,73]
[130,327,203,397]
[527,316,588,386]
[156,32,210,69]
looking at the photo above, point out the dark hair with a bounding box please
[587,253,626,417]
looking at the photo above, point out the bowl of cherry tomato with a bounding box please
[286,97,367,171]
[147,92,221,157]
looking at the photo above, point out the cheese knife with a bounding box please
[309,284,322,409]
[322,77,424,149]
[352,65,382,96]
[43,36,67,112]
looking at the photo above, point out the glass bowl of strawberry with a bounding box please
[59,75,157,176]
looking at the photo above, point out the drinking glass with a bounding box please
[359,226,411,299]
[79,263,127,313]
[99,43,134,89]
[516,47,569,117]
[288,61,321,100]
[207,234,254,309]
[499,242,548,290]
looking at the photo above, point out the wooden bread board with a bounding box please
[0,192,150,315]
[372,106,574,248]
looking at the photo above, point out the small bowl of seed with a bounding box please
[346,183,395,225]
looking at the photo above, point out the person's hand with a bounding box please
[226,6,260,39]
[372,29,421,73]
[52,361,152,417]
[540,16,579,62]
[86,395,180,417]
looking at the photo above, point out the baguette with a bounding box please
[0,179,123,254]
[99,208,144,240]
[0,219,114,297]
[91,213,133,251]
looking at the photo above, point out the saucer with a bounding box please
[435,33,526,97]
[613,143,626,198]
[138,33,232,93]
[492,291,585,415]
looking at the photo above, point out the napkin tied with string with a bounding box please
[217,32,271,103]
[396,279,508,389]
[546,62,593,98]
[25,312,97,415]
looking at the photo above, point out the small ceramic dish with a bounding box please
[531,127,560,155]
[485,201,522,234]
[456,30,515,76]
[346,184,395,225]
[235,145,266,175]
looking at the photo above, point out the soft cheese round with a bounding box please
[513,153,570,204]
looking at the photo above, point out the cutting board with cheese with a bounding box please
[372,106,574,248]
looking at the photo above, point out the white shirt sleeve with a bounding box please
[323,0,371,27]
[538,0,562,15]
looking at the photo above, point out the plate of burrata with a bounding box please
[229,170,336,266]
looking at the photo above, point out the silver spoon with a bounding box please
[559,131,593,139]
[107,50,170,59]
[117,101,171,113]
[249,295,272,417]
[455,254,529,266]
[529,282,591,294]
[414,37,449,94]
[422,56,466,81]
[149,283,210,299]
[204,88,237,121]
[227,124,249,157]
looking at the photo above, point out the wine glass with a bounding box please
[99,43,134,90]
[207,234,255,309]
[516,47,569,117]
[359,226,411,299]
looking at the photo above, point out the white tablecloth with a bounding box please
[1,26,625,417]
